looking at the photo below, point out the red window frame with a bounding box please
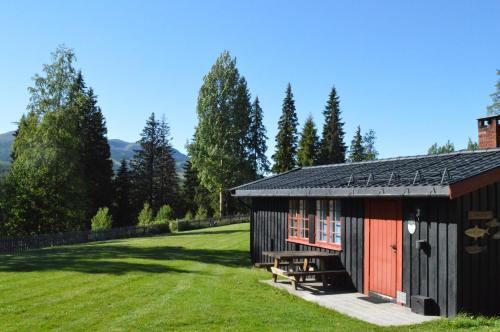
[287,199,310,245]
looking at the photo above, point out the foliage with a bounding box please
[363,129,378,161]
[131,113,178,213]
[70,72,114,225]
[195,206,208,220]
[187,51,252,216]
[487,69,500,114]
[272,83,299,173]
[112,159,134,227]
[349,126,365,162]
[137,202,154,226]
[184,211,194,220]
[181,160,211,216]
[297,115,319,166]
[428,141,455,155]
[155,204,174,223]
[318,87,346,164]
[5,105,86,235]
[467,137,478,151]
[90,207,113,231]
[248,96,270,177]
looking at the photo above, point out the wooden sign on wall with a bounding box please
[468,211,494,220]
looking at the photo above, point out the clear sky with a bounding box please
[0,1,499,159]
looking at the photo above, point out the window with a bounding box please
[288,199,309,241]
[315,199,342,249]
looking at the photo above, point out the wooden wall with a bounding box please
[402,198,458,317]
[250,197,364,293]
[455,183,500,316]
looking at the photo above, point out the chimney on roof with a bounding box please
[478,115,500,149]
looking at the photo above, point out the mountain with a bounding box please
[0,131,188,175]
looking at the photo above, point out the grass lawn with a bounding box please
[0,223,498,331]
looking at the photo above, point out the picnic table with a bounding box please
[262,251,346,289]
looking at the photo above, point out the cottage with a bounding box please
[231,115,500,317]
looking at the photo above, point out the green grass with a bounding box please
[0,223,498,331]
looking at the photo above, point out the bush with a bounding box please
[169,220,178,232]
[195,206,208,220]
[183,211,194,221]
[138,202,154,226]
[155,205,173,223]
[91,207,113,231]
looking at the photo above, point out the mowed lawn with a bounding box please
[0,223,499,331]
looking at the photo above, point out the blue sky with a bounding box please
[0,1,499,158]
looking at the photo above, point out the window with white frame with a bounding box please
[315,199,342,247]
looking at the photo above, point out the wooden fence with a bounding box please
[173,214,249,232]
[0,215,248,254]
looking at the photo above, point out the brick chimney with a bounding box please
[478,115,500,149]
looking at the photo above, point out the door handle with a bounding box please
[390,244,397,252]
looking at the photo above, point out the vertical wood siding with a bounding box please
[455,183,500,316]
[402,198,458,317]
[250,197,364,293]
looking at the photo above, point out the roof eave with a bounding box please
[232,186,450,198]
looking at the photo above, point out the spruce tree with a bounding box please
[487,70,500,114]
[187,51,252,216]
[272,83,298,173]
[70,72,114,224]
[181,160,198,216]
[319,87,346,165]
[248,96,270,177]
[155,116,179,211]
[349,126,365,162]
[297,116,319,167]
[112,159,133,227]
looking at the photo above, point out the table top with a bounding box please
[262,250,338,259]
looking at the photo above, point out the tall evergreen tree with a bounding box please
[487,70,500,115]
[70,72,114,224]
[297,116,319,167]
[181,160,198,216]
[467,137,478,151]
[428,141,455,155]
[349,126,365,162]
[112,159,133,227]
[272,83,299,173]
[248,96,269,177]
[155,116,179,211]
[319,87,346,165]
[187,51,252,216]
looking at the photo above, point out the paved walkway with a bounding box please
[262,280,440,327]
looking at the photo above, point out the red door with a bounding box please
[364,200,403,300]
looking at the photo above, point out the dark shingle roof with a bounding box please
[231,149,500,198]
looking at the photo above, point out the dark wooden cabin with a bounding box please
[231,115,500,317]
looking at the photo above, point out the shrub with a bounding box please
[195,206,208,220]
[91,207,113,231]
[138,202,154,226]
[183,211,194,221]
[169,220,178,232]
[155,205,173,223]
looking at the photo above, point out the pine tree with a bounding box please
[272,83,298,173]
[131,113,159,209]
[112,159,133,227]
[428,141,455,155]
[155,116,179,211]
[487,70,500,114]
[319,87,346,165]
[181,160,198,215]
[70,72,113,224]
[349,126,365,162]
[297,115,319,166]
[187,51,252,216]
[467,137,478,151]
[248,96,269,177]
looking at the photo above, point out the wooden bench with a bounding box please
[271,267,346,289]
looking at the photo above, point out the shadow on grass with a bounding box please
[0,243,251,275]
[171,229,248,236]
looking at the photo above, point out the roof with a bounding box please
[231,149,500,199]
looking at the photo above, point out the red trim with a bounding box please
[449,167,500,199]
[364,201,370,295]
